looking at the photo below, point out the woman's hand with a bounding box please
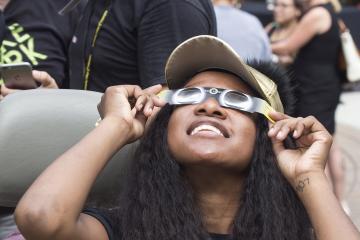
[268,112,360,240]
[267,112,332,188]
[97,84,165,143]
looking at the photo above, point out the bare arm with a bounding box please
[271,7,331,55]
[296,172,359,239]
[268,113,360,240]
[15,85,164,240]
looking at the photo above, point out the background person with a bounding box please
[271,0,348,213]
[1,0,217,94]
[265,0,303,66]
[213,0,272,61]
[67,0,217,91]
[14,36,360,240]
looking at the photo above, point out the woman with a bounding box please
[271,0,342,128]
[265,0,303,65]
[271,0,347,212]
[14,36,359,240]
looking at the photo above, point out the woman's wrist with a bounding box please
[292,171,336,211]
[98,116,134,147]
[292,171,328,196]
[293,172,360,239]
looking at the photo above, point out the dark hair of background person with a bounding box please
[105,62,313,240]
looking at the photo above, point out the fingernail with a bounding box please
[268,128,275,134]
[293,130,298,137]
[277,131,283,139]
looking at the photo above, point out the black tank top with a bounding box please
[294,3,341,69]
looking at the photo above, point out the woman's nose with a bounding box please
[194,97,227,119]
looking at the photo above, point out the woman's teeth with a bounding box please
[190,124,224,137]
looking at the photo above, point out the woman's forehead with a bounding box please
[184,71,256,96]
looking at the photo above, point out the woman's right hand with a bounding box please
[97,84,165,143]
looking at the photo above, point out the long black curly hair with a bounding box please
[109,61,312,239]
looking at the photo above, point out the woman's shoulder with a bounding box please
[304,3,335,23]
[301,5,332,32]
[305,5,331,20]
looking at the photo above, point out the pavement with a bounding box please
[335,92,360,229]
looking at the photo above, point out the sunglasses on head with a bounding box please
[158,87,275,123]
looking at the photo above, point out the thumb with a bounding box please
[32,70,58,88]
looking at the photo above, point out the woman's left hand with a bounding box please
[268,112,332,188]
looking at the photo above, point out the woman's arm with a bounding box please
[268,113,360,240]
[15,85,164,240]
[296,172,359,239]
[271,7,332,55]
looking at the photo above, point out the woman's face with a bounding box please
[273,0,301,25]
[167,71,257,172]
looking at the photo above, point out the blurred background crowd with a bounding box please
[0,0,359,238]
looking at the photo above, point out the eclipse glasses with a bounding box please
[158,87,275,123]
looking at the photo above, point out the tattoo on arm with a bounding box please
[296,177,310,192]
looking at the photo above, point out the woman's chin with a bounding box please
[170,141,253,170]
[175,149,223,166]
[182,149,240,169]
